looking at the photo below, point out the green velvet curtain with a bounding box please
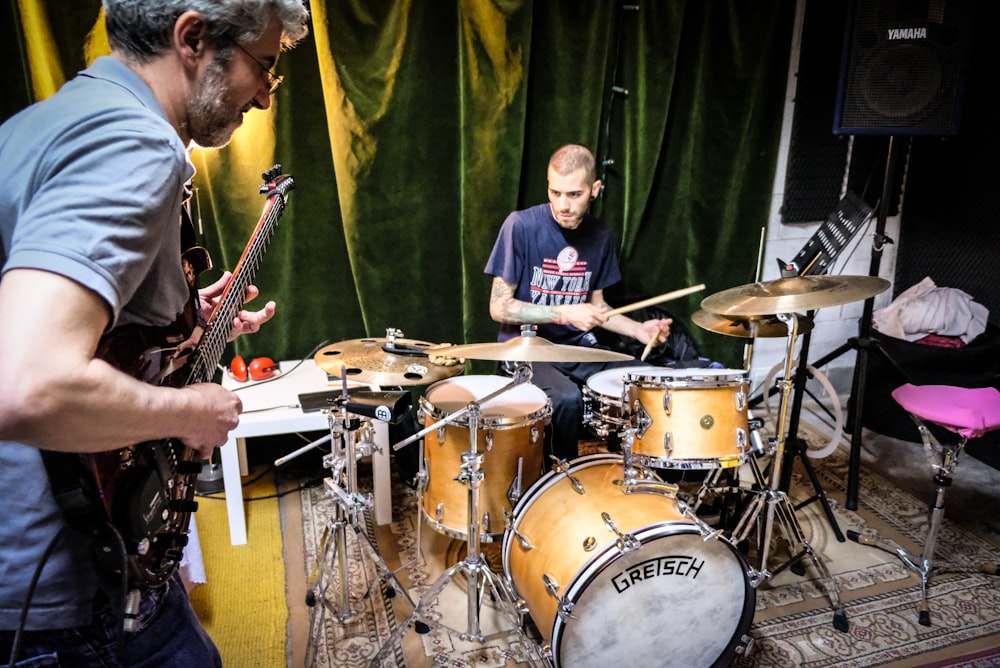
[4,0,795,371]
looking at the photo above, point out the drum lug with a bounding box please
[662,389,673,416]
[435,502,445,524]
[601,511,640,552]
[550,457,587,495]
[505,511,534,551]
[736,387,747,412]
[542,573,576,621]
[663,432,673,459]
[482,512,491,535]
[436,424,446,443]
[737,428,748,454]
[530,425,541,444]
[485,430,494,451]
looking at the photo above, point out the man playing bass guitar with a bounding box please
[0,1,309,666]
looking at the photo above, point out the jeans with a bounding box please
[0,574,221,668]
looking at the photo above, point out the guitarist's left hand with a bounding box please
[199,272,276,341]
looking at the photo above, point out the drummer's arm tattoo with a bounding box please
[490,277,561,324]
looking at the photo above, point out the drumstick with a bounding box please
[603,283,706,318]
[640,336,657,362]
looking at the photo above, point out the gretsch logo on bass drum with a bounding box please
[611,554,705,594]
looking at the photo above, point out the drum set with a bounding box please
[305,274,889,668]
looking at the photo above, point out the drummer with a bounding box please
[484,143,671,463]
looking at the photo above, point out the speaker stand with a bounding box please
[752,136,912,511]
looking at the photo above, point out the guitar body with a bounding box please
[65,166,294,588]
[87,246,210,586]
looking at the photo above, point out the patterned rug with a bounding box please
[299,432,1000,667]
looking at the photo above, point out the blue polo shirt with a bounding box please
[0,56,193,630]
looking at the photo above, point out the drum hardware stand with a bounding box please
[769,313,846,542]
[372,364,548,668]
[728,313,849,632]
[303,378,416,667]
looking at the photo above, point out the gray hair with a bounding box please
[103,0,309,62]
[549,144,597,182]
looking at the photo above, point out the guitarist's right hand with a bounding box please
[179,383,244,458]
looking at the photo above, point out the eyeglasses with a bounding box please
[228,37,283,96]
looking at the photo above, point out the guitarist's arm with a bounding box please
[0,268,239,459]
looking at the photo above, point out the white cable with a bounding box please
[762,360,844,459]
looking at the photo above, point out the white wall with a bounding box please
[744,0,901,407]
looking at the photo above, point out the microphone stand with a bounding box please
[304,372,416,666]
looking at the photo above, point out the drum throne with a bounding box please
[848,383,1000,626]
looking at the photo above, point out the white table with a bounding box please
[219,360,392,545]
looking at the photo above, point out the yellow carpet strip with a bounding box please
[189,470,288,667]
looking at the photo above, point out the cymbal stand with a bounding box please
[728,313,849,632]
[372,363,547,667]
[304,383,416,665]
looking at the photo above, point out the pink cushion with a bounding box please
[891,384,1000,439]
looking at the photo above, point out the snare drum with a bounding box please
[419,375,551,541]
[503,454,754,667]
[625,368,750,469]
[582,365,658,438]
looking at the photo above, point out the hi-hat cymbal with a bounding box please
[314,338,464,386]
[691,309,814,339]
[433,334,633,363]
[700,275,890,317]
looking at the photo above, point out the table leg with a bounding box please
[220,436,248,546]
[371,421,392,526]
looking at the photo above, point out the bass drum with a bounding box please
[502,454,754,667]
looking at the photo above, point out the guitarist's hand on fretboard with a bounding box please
[198,272,277,341]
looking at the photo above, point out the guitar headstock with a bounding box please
[259,164,295,198]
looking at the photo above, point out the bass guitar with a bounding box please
[84,165,294,587]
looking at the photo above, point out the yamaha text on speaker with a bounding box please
[833,0,977,136]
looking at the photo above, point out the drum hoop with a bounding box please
[625,371,748,389]
[418,392,552,429]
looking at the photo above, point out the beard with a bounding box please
[187,58,247,148]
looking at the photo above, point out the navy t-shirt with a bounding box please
[484,203,621,346]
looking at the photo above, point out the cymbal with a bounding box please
[433,334,633,363]
[691,309,814,339]
[314,338,464,387]
[700,275,890,317]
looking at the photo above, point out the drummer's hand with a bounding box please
[555,302,611,332]
[636,318,672,346]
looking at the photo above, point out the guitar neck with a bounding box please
[186,169,294,385]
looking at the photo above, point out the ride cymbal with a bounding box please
[433,334,633,363]
[314,337,463,387]
[700,275,890,317]
[691,309,814,339]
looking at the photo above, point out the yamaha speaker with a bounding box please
[833,0,977,136]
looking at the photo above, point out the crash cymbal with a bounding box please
[691,309,814,339]
[434,333,633,363]
[314,337,464,387]
[700,275,890,317]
